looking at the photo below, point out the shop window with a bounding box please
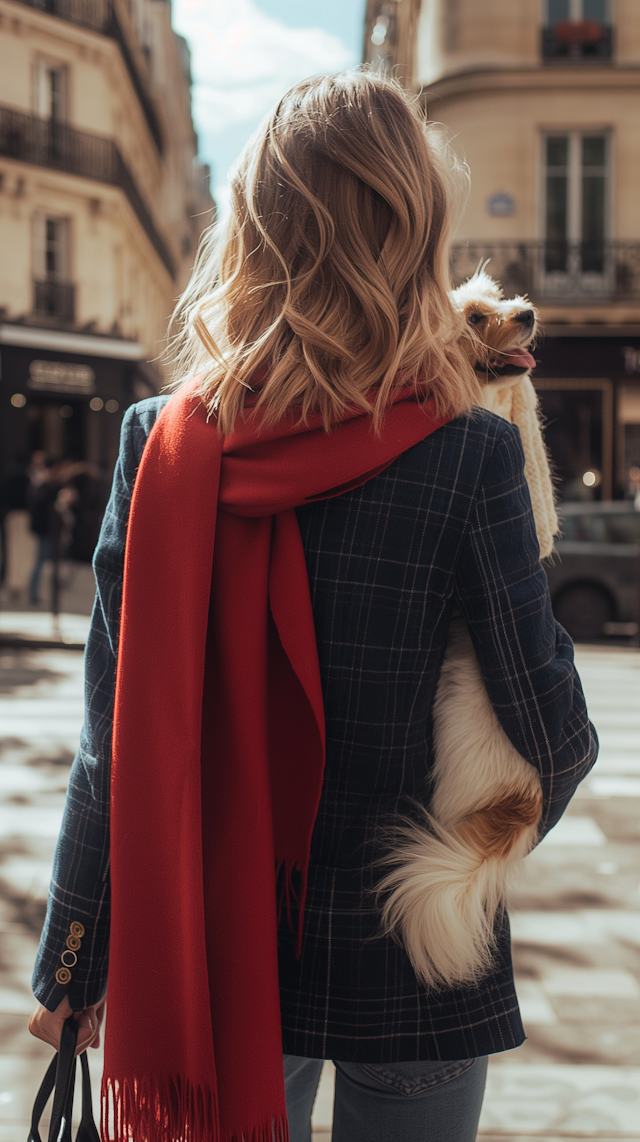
[534,380,613,501]
[619,386,640,500]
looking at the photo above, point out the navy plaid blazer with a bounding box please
[33,396,597,1062]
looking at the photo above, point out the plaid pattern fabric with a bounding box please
[33,398,597,1063]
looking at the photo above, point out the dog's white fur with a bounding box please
[378,271,549,990]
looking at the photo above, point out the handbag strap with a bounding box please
[76,1053,100,1142]
[28,1056,57,1142]
[49,1017,77,1142]
[27,1017,99,1142]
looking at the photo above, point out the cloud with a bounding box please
[173,0,355,156]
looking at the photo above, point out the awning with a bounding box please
[0,324,146,360]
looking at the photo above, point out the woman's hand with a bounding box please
[29,996,106,1055]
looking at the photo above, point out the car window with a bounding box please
[605,515,640,543]
[560,512,640,544]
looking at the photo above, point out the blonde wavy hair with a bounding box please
[170,69,482,432]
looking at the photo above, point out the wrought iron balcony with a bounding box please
[12,0,163,153]
[451,242,640,304]
[0,106,175,278]
[542,23,613,63]
[33,279,76,323]
[12,0,109,32]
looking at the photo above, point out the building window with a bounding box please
[34,59,68,123]
[543,132,609,277]
[35,216,71,281]
[543,0,612,61]
[32,214,75,323]
[546,0,608,22]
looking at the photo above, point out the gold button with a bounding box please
[55,967,72,985]
[61,950,77,968]
[66,935,81,951]
[69,922,85,938]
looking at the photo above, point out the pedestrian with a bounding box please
[62,463,107,565]
[27,458,81,606]
[26,456,57,604]
[28,71,597,1142]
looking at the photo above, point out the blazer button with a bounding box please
[56,967,72,986]
[69,922,85,939]
[60,950,78,969]
[66,935,81,952]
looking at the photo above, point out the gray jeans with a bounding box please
[284,1052,488,1142]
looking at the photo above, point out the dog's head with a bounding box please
[451,268,538,385]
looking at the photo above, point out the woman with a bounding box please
[29,71,597,1142]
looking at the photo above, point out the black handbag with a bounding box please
[28,1016,100,1142]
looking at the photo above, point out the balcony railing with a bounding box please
[451,242,640,303]
[33,279,76,323]
[0,107,175,278]
[542,24,613,63]
[12,0,163,153]
[452,242,640,303]
[12,0,109,32]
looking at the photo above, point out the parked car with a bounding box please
[545,502,640,643]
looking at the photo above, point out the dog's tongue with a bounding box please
[500,348,536,369]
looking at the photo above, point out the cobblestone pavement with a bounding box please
[0,627,638,1141]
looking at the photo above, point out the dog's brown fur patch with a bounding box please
[455,786,543,861]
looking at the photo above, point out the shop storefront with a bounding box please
[534,329,640,502]
[0,323,159,591]
[0,324,159,478]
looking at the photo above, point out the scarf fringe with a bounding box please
[232,1119,290,1142]
[102,1074,217,1142]
[102,1074,289,1142]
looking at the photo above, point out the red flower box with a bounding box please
[554,20,604,45]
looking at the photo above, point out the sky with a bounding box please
[172,0,366,217]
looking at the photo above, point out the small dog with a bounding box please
[378,270,558,990]
[452,269,557,558]
[452,266,538,386]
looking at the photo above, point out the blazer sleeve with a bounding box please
[454,420,599,837]
[32,399,165,1012]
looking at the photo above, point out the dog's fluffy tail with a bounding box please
[377,616,543,990]
[377,789,541,990]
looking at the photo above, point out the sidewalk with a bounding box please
[0,636,94,1141]
[0,561,95,624]
[0,627,638,1140]
[0,561,93,648]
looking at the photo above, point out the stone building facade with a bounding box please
[364,0,640,503]
[0,0,212,492]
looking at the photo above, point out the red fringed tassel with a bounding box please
[235,1118,290,1142]
[101,1075,289,1142]
[102,1074,217,1142]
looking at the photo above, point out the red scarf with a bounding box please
[103,378,449,1142]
